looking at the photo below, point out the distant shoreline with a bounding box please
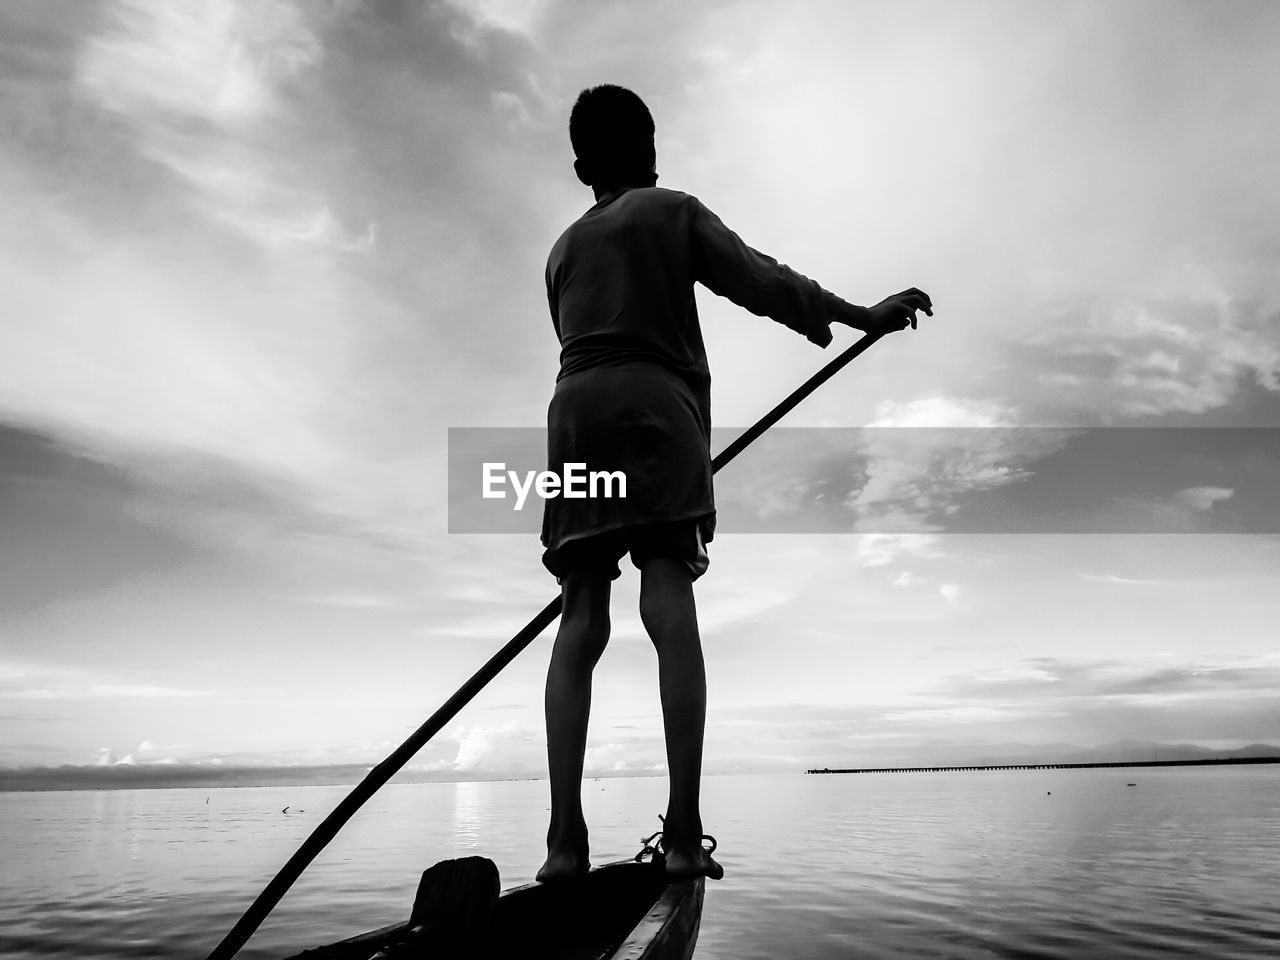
[4,758,1277,792]
[807,757,1280,774]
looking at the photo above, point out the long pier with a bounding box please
[807,756,1280,774]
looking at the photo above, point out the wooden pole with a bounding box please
[205,330,887,960]
[711,331,885,471]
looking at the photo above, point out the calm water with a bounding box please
[3,768,1279,959]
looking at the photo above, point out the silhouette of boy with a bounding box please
[537,84,931,881]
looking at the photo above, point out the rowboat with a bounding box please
[285,839,705,960]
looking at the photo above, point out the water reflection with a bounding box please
[451,779,484,847]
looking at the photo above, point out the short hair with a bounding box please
[569,85,655,184]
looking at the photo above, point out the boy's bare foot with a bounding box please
[662,840,724,880]
[537,822,589,881]
[536,846,590,882]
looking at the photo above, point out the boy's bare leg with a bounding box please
[638,557,724,880]
[537,567,612,881]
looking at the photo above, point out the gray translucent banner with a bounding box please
[448,427,1279,534]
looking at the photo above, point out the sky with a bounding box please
[2,0,1279,782]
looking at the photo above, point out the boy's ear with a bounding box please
[573,157,593,187]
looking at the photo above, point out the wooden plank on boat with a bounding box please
[608,874,704,960]
[284,858,704,960]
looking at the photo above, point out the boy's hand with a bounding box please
[864,288,933,334]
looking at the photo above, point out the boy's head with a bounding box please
[569,85,657,190]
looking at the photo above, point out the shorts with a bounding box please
[541,519,710,583]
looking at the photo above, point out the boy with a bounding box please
[537,85,932,881]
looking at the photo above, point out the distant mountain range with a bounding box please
[0,762,383,793]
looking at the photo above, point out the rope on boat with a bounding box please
[634,816,718,863]
[204,329,888,960]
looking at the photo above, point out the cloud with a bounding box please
[883,704,1022,724]
[713,393,1062,533]
[1103,488,1244,534]
[5,684,210,701]
[854,533,944,569]
[1077,572,1183,586]
[81,0,323,126]
[2,0,561,568]
[682,410,1073,544]
[87,684,211,699]
[1012,297,1280,422]
[0,663,211,701]
[90,747,143,768]
[761,653,1280,754]
[865,396,1016,430]
[294,591,408,610]
[77,0,370,251]
[935,655,1280,704]
[451,722,539,772]
[1175,486,1234,511]
[847,397,1075,531]
[443,0,552,36]
[938,583,960,604]
[583,740,665,774]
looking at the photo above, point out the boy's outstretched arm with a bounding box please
[688,197,932,341]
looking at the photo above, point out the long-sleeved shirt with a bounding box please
[546,186,859,434]
[541,186,859,559]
